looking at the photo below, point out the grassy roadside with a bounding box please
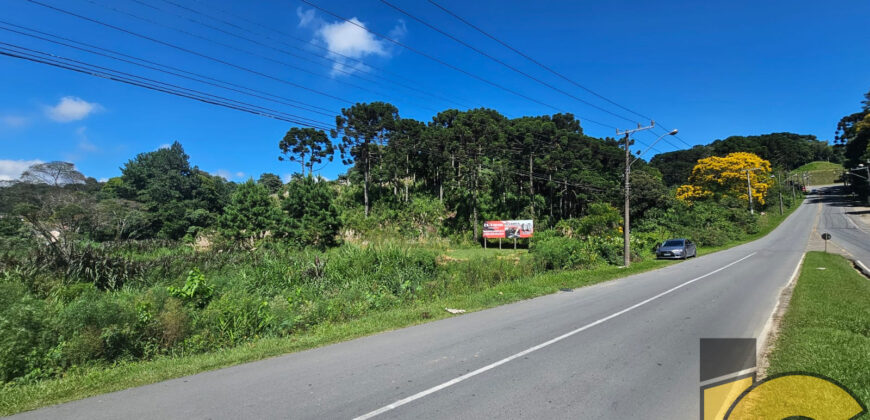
[766,252,870,416]
[791,161,844,185]
[0,197,805,416]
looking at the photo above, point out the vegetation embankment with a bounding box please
[766,251,870,416]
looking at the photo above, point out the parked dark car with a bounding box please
[656,239,697,260]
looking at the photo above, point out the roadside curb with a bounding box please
[756,252,805,379]
[852,259,870,278]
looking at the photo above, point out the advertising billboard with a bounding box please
[483,220,533,238]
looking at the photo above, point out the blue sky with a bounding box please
[1,0,868,182]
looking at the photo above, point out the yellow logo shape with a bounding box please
[725,373,866,420]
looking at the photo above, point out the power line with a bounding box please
[0,21,338,118]
[78,0,444,113]
[297,0,619,131]
[25,0,355,105]
[425,0,694,149]
[152,0,478,110]
[0,42,334,129]
[378,0,646,126]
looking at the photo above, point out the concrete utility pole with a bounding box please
[771,174,783,215]
[742,167,762,214]
[616,122,677,267]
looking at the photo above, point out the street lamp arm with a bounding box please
[630,129,678,167]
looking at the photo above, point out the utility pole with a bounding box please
[616,121,655,267]
[742,167,762,214]
[776,172,784,216]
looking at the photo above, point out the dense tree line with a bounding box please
[320,103,670,239]
[836,89,870,198]
[651,132,838,186]
[7,101,829,252]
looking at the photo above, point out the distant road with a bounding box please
[811,185,870,266]
[12,201,818,419]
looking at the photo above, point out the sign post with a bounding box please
[821,232,831,253]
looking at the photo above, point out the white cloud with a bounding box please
[282,173,294,183]
[76,127,99,152]
[296,7,318,28]
[1,115,29,128]
[98,177,109,183]
[0,159,42,181]
[46,96,103,122]
[213,169,246,181]
[298,8,405,76]
[158,144,171,150]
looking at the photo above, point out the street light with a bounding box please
[630,129,679,167]
[619,125,678,267]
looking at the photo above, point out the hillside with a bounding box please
[791,161,844,185]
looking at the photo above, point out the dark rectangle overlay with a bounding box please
[700,338,756,381]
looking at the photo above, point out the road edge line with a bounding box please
[353,252,757,420]
[756,252,805,379]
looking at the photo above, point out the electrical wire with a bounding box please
[24,0,355,105]
[0,42,335,129]
[425,0,694,149]
[149,0,477,110]
[297,0,619,130]
[0,21,337,118]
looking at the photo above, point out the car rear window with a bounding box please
[663,240,684,247]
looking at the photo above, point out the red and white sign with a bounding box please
[483,221,505,238]
[483,220,533,238]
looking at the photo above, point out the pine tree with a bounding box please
[219,180,282,244]
[282,176,340,248]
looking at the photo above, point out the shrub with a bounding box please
[54,288,141,365]
[156,298,189,349]
[196,290,268,347]
[0,281,54,382]
[167,267,213,309]
[531,236,601,270]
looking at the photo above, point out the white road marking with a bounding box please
[353,252,758,419]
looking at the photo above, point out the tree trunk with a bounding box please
[364,154,370,218]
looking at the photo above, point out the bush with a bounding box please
[0,281,54,382]
[531,236,601,270]
[167,267,213,309]
[55,288,141,365]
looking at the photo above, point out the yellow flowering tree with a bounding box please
[676,152,772,205]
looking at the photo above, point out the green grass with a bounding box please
[445,246,528,260]
[792,161,843,172]
[0,197,806,416]
[767,252,870,416]
[791,161,844,185]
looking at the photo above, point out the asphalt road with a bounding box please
[811,185,870,265]
[11,200,821,420]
